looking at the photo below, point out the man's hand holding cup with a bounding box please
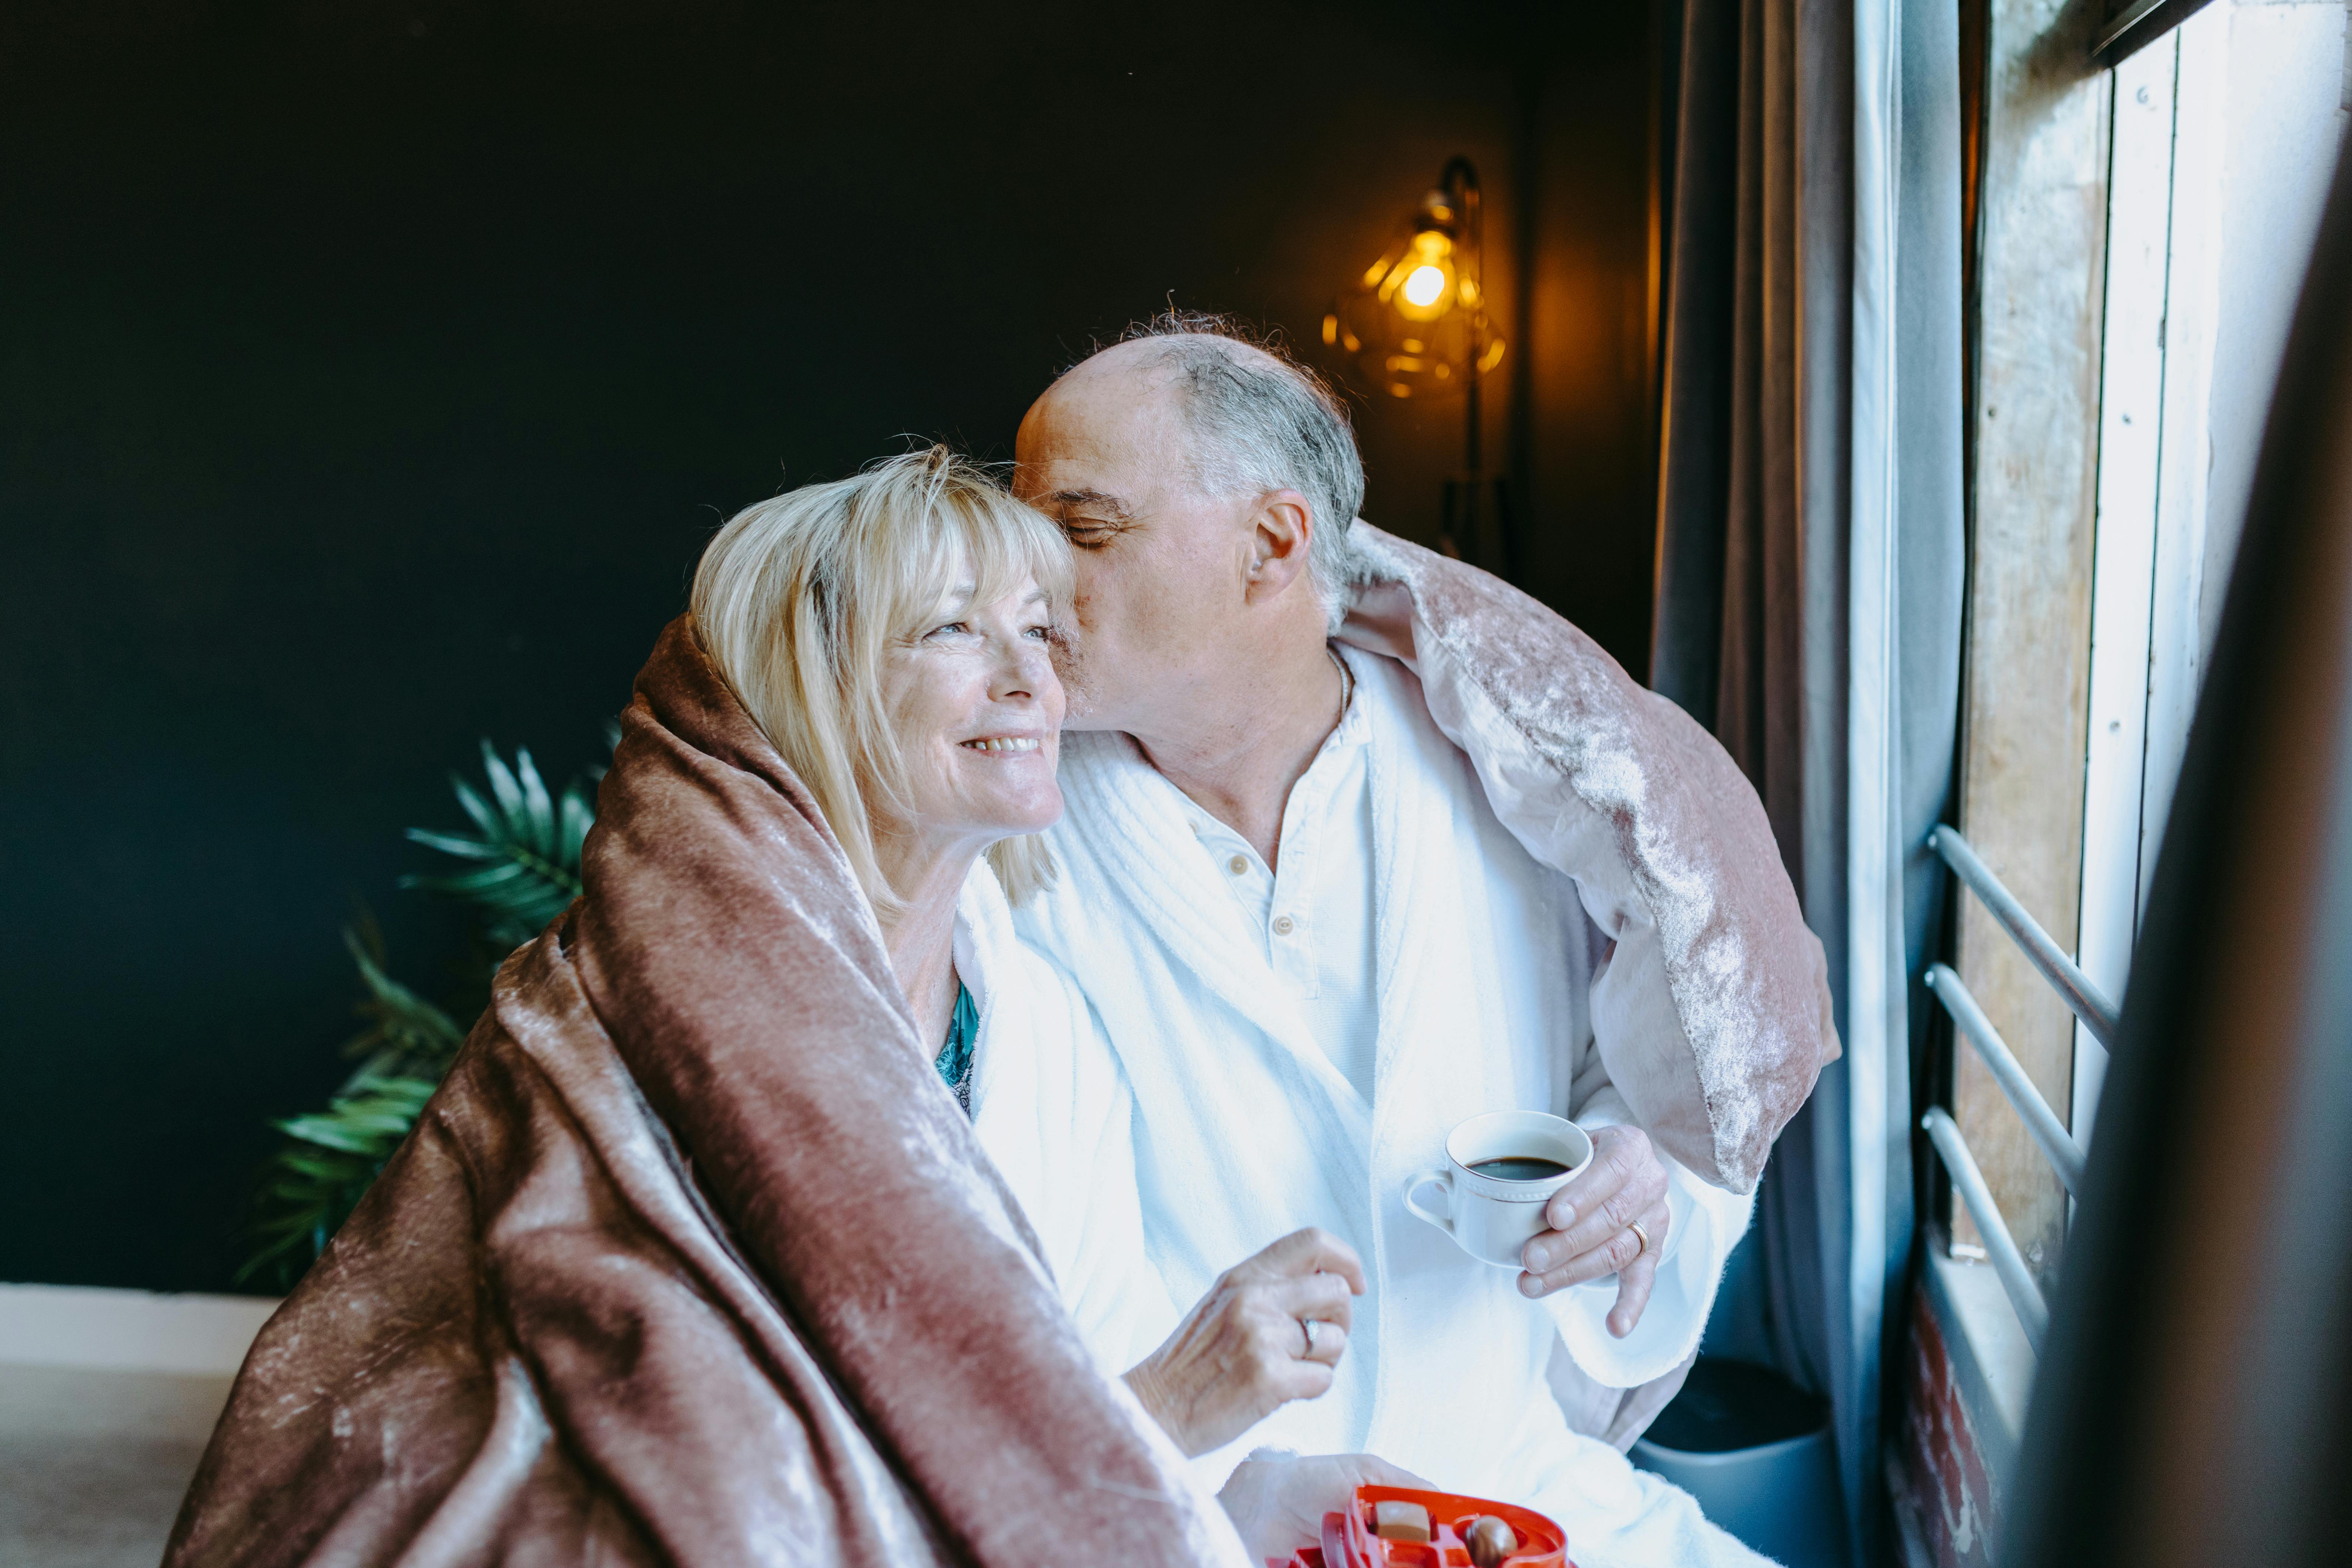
[1516,1123,1672,1337]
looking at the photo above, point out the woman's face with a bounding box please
[881,574,1066,851]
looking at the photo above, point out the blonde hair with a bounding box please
[690,446,1072,921]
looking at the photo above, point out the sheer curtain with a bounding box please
[1648,0,1965,1557]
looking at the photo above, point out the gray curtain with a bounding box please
[1652,0,1845,1412]
[1649,0,1965,1560]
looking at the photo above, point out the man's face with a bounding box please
[1013,352,1258,733]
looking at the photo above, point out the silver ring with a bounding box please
[1629,1221,1652,1258]
[1300,1318,1319,1356]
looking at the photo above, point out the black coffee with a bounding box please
[1466,1157,1569,1181]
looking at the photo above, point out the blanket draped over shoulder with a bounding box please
[1339,525,1838,1192]
[164,618,1237,1568]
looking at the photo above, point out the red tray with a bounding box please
[1266,1484,1571,1568]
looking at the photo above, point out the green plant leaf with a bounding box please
[243,737,605,1288]
[558,790,593,865]
[450,775,502,840]
[398,742,590,948]
[480,741,525,827]
[515,747,555,856]
[403,828,504,862]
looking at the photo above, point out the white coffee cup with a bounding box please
[1402,1111,1594,1270]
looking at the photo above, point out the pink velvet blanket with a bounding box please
[1342,525,1837,1192]
[164,618,1237,1568]
[168,526,1836,1564]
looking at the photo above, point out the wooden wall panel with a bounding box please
[1950,0,2111,1280]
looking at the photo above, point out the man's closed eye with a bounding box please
[1062,519,1125,550]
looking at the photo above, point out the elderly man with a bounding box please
[1013,315,1837,1566]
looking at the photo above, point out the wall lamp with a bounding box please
[1324,156,1509,563]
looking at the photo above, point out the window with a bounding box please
[1924,0,2348,1475]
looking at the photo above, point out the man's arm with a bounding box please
[1517,1110,1677,1334]
[1524,1075,1755,1393]
[1337,525,1839,1194]
[1514,925,1687,1336]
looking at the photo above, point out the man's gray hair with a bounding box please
[1103,310,1367,630]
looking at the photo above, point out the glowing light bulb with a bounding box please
[1327,173,1506,399]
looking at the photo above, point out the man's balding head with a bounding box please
[1014,313,1366,743]
[1030,314,1365,624]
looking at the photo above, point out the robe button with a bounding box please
[1227,854,1249,875]
[1272,915,1295,936]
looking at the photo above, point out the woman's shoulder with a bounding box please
[958,861,1081,1013]
[995,934,1107,1055]
[967,945,1132,1194]
[961,861,1117,1063]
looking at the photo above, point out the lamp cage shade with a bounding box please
[1322,179,1505,401]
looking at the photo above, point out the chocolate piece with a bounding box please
[1465,1514,1519,1567]
[1372,1500,1433,1542]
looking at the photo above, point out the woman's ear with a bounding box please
[1244,490,1316,604]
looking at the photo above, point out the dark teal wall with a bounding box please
[0,0,1655,1294]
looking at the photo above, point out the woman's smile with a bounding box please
[875,573,1067,861]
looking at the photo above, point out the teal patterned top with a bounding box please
[933,982,978,1117]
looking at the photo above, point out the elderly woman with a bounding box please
[690,450,1418,1554]
[167,449,1390,1568]
[685,452,1250,1351]
[690,448,1125,1281]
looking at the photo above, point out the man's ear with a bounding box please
[1243,490,1316,605]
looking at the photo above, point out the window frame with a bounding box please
[1904,7,2352,1562]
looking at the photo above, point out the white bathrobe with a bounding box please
[956,858,1180,1372]
[956,864,1264,1568]
[1014,650,1768,1568]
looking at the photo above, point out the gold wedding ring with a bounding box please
[1629,1221,1651,1258]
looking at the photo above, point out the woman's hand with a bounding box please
[1217,1451,1434,1564]
[1515,1123,1673,1338]
[1122,1228,1363,1457]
